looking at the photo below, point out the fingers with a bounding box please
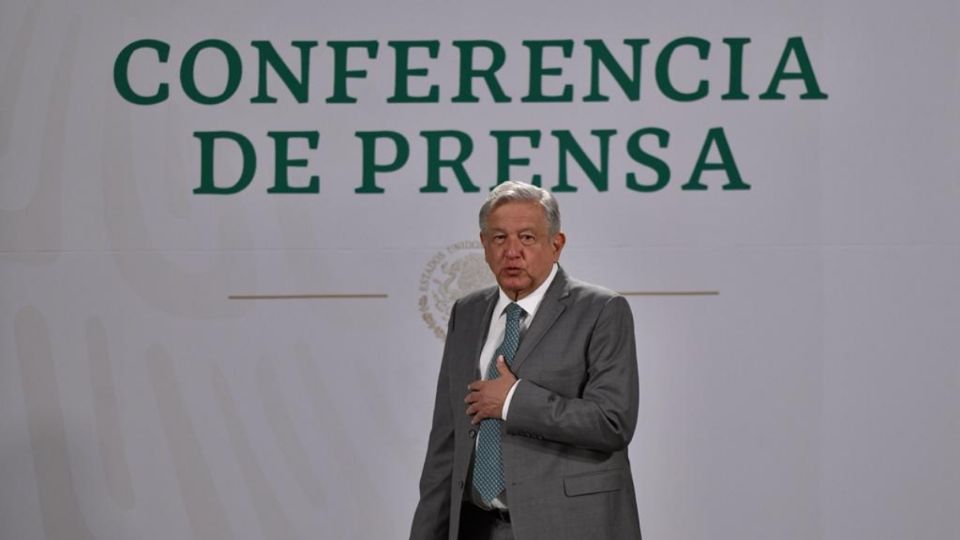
[466,403,485,424]
[464,394,489,418]
[464,393,493,423]
[468,407,492,424]
[464,375,507,423]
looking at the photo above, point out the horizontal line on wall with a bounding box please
[618,291,719,296]
[229,291,716,300]
[228,293,388,300]
[3,243,956,256]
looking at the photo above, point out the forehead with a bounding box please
[485,201,549,230]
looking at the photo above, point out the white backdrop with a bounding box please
[1,1,958,539]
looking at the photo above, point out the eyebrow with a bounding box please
[488,228,536,235]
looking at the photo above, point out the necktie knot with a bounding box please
[505,302,524,324]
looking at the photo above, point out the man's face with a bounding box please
[481,201,566,300]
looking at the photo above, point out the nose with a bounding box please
[504,236,522,258]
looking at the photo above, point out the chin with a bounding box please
[497,277,531,293]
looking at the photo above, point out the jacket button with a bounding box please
[468,429,477,439]
[458,480,464,489]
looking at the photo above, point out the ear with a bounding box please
[551,232,566,259]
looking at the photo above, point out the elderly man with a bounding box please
[411,181,642,540]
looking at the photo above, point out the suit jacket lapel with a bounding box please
[512,267,570,372]
[459,287,499,382]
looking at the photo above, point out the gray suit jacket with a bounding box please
[411,268,642,540]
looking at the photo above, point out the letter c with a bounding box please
[113,39,170,105]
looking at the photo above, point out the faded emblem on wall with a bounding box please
[419,240,494,340]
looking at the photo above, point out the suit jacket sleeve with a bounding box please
[409,302,458,540]
[506,295,639,453]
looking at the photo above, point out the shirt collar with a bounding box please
[494,263,559,319]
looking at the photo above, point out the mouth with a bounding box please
[502,267,524,276]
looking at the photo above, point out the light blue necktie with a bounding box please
[472,302,524,504]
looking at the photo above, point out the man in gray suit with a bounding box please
[411,181,642,540]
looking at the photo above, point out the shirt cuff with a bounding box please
[501,380,521,421]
